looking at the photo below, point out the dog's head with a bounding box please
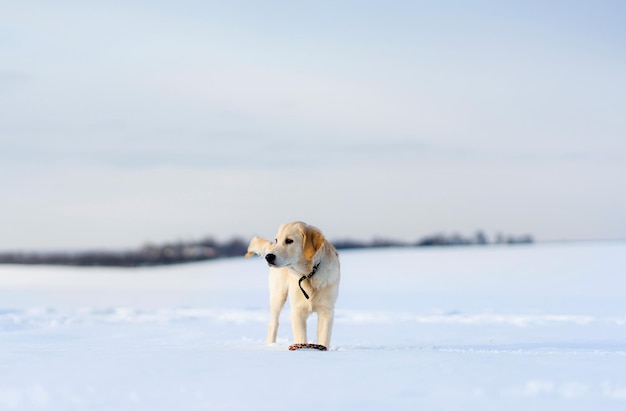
[264,221,325,272]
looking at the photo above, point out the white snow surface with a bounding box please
[1,242,625,410]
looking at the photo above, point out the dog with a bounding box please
[246,221,340,348]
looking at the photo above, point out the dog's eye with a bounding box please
[285,238,294,245]
[274,238,277,244]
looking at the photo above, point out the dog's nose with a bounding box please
[265,254,276,264]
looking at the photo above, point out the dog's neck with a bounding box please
[298,262,320,300]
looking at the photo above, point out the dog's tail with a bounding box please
[245,236,271,259]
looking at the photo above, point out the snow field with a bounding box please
[1,241,625,410]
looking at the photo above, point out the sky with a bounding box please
[1,0,625,250]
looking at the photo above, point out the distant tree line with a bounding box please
[0,231,533,267]
[416,231,533,247]
[333,231,533,249]
[0,238,248,268]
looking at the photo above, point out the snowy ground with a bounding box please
[1,241,625,410]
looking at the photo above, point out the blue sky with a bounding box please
[1,1,625,249]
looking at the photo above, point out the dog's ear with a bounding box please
[246,236,271,259]
[302,225,325,261]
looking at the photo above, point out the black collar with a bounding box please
[298,262,320,300]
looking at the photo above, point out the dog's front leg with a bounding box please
[267,313,280,345]
[316,307,334,348]
[290,307,309,344]
[267,301,285,345]
[267,295,287,345]
[267,269,288,345]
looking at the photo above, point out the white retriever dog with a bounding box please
[246,221,340,348]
